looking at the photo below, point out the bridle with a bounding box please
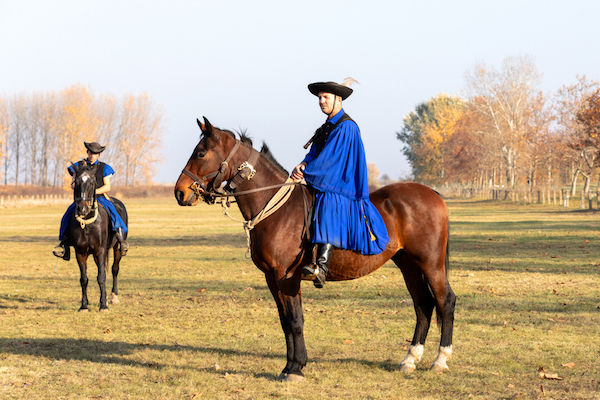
[181,139,262,204]
[74,170,99,229]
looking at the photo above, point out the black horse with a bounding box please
[68,162,128,312]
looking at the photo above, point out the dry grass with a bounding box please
[0,197,599,399]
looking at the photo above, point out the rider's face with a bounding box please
[318,92,338,115]
[87,150,100,163]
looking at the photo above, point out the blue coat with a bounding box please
[303,109,389,255]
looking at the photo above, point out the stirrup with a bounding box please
[52,245,65,258]
[302,264,319,280]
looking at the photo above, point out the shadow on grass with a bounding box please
[0,337,397,379]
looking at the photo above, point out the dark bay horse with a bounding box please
[69,162,128,312]
[174,117,455,381]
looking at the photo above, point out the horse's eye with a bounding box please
[197,149,207,159]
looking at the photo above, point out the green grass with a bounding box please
[0,198,599,399]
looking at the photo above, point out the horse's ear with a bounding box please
[196,118,205,131]
[202,117,213,136]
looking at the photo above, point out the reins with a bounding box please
[182,138,310,258]
[75,197,98,229]
[221,178,298,258]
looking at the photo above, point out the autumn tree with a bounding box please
[0,97,8,184]
[576,88,600,194]
[0,85,164,187]
[397,93,465,185]
[553,75,600,195]
[444,101,496,187]
[113,93,164,187]
[367,162,379,191]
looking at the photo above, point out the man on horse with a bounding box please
[53,141,129,260]
[291,80,390,288]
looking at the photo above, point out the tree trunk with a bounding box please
[570,169,579,196]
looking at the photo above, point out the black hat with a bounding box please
[308,81,353,100]
[84,142,106,154]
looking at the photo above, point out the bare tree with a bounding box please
[464,55,542,188]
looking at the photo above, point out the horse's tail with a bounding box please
[436,222,450,329]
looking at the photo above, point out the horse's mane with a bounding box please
[259,142,288,175]
[230,128,289,176]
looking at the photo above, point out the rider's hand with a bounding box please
[291,163,306,182]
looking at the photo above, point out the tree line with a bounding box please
[398,55,600,197]
[0,84,164,188]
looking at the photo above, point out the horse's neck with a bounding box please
[233,157,289,221]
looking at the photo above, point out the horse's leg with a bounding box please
[110,245,122,304]
[93,250,109,312]
[393,252,436,373]
[76,252,90,312]
[427,247,456,373]
[265,273,306,382]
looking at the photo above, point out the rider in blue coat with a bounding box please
[291,81,390,288]
[53,141,128,260]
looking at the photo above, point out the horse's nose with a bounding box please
[174,189,186,204]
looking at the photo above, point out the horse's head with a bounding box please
[174,117,240,206]
[72,162,98,217]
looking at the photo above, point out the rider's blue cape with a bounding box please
[302,109,390,255]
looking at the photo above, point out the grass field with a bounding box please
[0,197,599,399]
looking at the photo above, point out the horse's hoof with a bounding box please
[430,362,449,373]
[111,294,120,305]
[78,308,89,313]
[278,373,304,382]
[399,363,416,373]
[99,308,110,313]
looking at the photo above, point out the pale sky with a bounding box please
[2,1,599,183]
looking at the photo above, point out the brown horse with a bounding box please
[174,117,455,381]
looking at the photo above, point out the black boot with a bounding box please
[116,228,128,255]
[302,243,333,288]
[52,237,70,261]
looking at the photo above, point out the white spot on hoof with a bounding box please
[78,309,89,313]
[99,308,110,313]
[430,345,452,372]
[111,294,120,304]
[399,344,424,373]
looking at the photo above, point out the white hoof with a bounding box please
[430,361,449,373]
[399,344,424,373]
[399,362,417,373]
[111,293,120,304]
[430,345,452,373]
